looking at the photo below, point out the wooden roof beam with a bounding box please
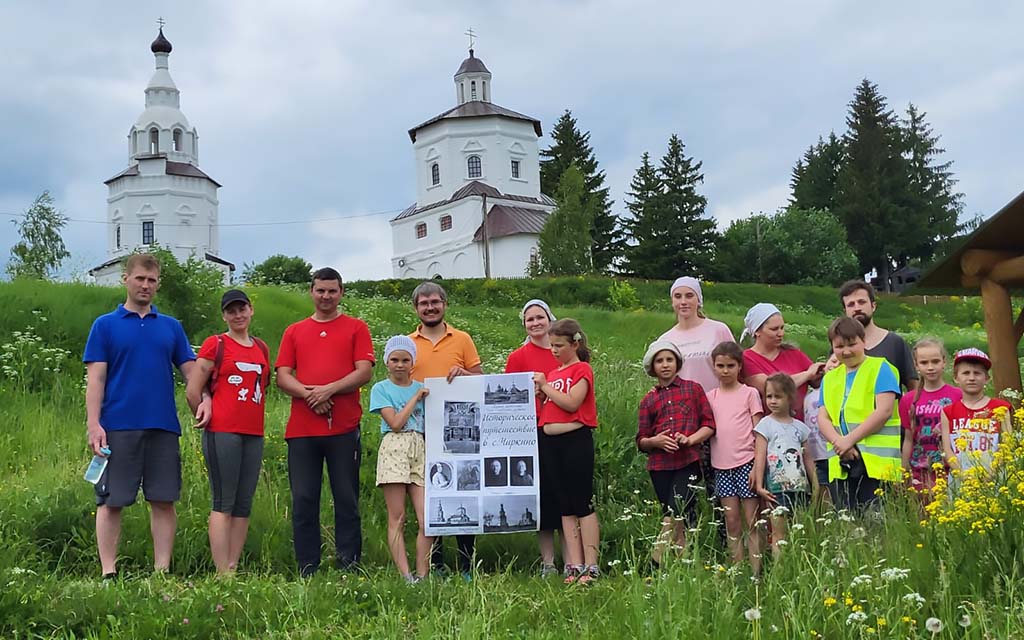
[961,249,1018,277]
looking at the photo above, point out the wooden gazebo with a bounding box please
[916,189,1024,394]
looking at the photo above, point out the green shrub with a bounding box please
[608,280,642,311]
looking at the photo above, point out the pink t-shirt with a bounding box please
[898,384,962,471]
[660,319,735,393]
[742,347,814,420]
[706,384,763,469]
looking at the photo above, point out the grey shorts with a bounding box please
[202,430,264,517]
[95,429,181,507]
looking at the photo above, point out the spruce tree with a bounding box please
[899,103,964,265]
[539,110,622,272]
[533,164,593,276]
[790,132,844,212]
[835,79,914,288]
[623,136,717,278]
[621,152,663,276]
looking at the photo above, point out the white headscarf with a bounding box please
[520,299,556,324]
[740,303,782,344]
[669,277,703,307]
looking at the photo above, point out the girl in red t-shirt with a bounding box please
[186,289,269,575]
[534,318,600,585]
[504,299,563,576]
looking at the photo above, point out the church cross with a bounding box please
[157,17,166,29]
[464,27,476,50]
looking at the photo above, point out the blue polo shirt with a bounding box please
[83,304,195,434]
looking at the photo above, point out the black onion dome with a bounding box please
[151,28,172,54]
[455,49,489,76]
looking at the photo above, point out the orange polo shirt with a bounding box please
[409,323,482,382]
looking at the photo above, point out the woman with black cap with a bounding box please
[186,289,271,574]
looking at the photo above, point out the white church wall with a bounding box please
[391,199,484,278]
[488,235,538,279]
[413,117,541,207]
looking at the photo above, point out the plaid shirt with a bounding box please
[636,377,716,471]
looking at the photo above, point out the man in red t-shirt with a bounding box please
[275,268,375,576]
[407,281,482,578]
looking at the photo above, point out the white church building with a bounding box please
[90,28,233,285]
[390,48,554,279]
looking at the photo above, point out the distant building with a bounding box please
[390,48,554,279]
[91,27,233,284]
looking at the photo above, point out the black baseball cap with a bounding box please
[221,289,251,310]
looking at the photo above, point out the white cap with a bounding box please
[642,340,683,377]
[383,335,417,365]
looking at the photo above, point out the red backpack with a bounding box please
[208,334,271,395]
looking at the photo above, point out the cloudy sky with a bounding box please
[2,1,1022,281]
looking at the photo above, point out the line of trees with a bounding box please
[533,79,970,289]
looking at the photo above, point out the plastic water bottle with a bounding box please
[84,447,111,484]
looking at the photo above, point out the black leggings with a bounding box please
[541,427,595,518]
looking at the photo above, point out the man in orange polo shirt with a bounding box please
[408,281,482,578]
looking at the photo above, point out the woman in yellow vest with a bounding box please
[817,317,902,511]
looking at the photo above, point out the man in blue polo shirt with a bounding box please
[83,253,210,578]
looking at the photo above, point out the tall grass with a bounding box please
[0,280,1021,638]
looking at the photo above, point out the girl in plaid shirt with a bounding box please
[636,340,716,566]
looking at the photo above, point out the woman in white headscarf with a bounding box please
[740,302,824,420]
[504,299,564,576]
[659,277,735,393]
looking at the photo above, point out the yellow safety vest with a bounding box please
[822,356,902,482]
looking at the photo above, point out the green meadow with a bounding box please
[1,278,1022,639]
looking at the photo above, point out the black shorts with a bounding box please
[541,427,595,518]
[95,429,181,507]
[537,430,562,530]
[649,461,704,521]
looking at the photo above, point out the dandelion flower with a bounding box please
[959,614,971,628]
[823,597,837,607]
[744,608,761,621]
[925,617,943,633]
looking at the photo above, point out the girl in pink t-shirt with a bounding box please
[899,338,961,501]
[706,341,765,573]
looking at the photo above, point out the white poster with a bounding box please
[424,373,539,537]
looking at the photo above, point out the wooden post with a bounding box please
[979,278,1024,394]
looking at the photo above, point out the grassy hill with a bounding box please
[1,279,1021,638]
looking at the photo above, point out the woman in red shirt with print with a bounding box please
[533,318,600,585]
[187,290,270,575]
[504,299,564,577]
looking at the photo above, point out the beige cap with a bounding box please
[642,340,683,376]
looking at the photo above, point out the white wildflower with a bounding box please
[846,611,868,625]
[880,567,910,582]
[744,608,761,621]
[959,614,971,628]
[791,523,805,531]
[925,617,943,633]
[903,592,926,608]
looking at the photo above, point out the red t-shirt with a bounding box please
[942,397,1012,470]
[505,341,559,417]
[742,347,814,420]
[274,314,375,438]
[538,361,598,428]
[198,335,269,436]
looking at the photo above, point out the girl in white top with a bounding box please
[659,277,735,393]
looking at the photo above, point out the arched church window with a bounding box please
[440,215,452,231]
[467,155,482,179]
[149,128,159,154]
[431,163,440,186]
[116,224,121,249]
[459,83,465,103]
[142,221,155,245]
[416,222,427,239]
[172,129,182,152]
[471,81,477,100]
[482,81,488,101]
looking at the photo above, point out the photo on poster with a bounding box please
[428,461,454,490]
[456,459,481,491]
[429,497,479,529]
[509,456,535,487]
[483,374,531,407]
[484,456,508,487]
[482,494,538,533]
[443,401,481,454]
